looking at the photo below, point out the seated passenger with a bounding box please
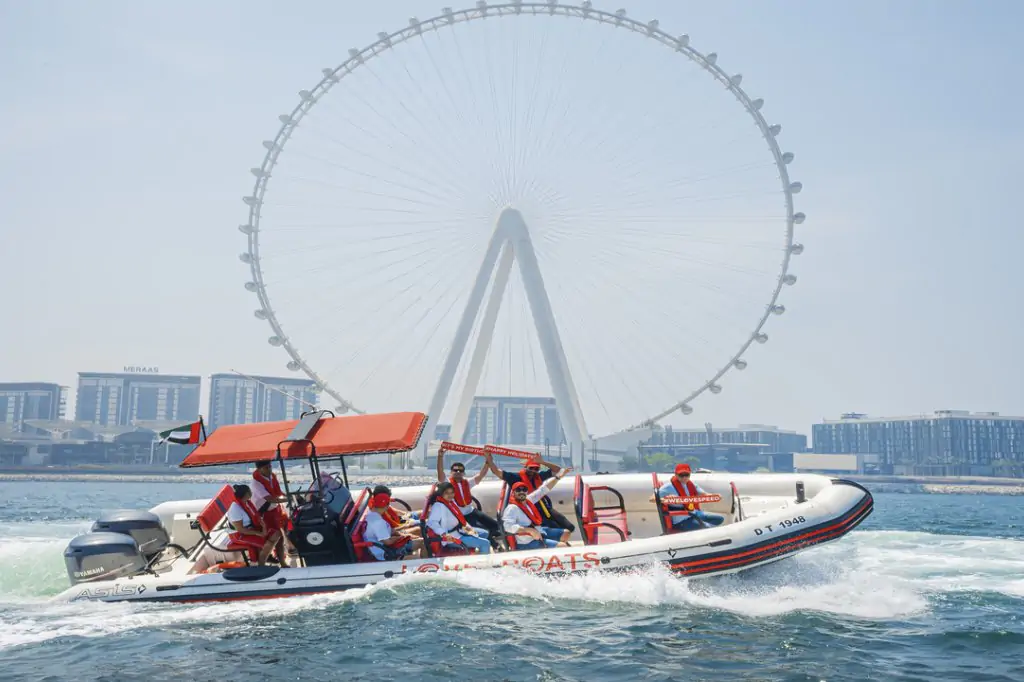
[425,482,491,554]
[652,463,725,533]
[438,449,501,549]
[372,484,421,539]
[363,491,423,561]
[226,484,282,566]
[489,455,576,534]
[502,468,573,550]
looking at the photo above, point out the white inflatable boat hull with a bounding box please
[55,473,872,603]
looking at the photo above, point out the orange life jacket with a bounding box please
[382,507,403,529]
[518,470,552,516]
[435,497,468,531]
[252,470,283,498]
[449,477,473,508]
[238,497,264,531]
[511,497,543,526]
[668,477,700,513]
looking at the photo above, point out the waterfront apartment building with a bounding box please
[0,382,68,431]
[813,411,1024,476]
[462,396,563,446]
[647,424,808,454]
[75,372,201,426]
[208,373,318,431]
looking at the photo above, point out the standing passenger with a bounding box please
[437,450,501,548]
[489,455,576,535]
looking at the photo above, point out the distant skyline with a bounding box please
[3,0,1023,435]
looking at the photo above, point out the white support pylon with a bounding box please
[421,208,590,468]
[450,241,515,444]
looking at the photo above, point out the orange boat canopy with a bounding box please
[179,411,427,468]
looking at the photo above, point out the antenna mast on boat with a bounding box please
[229,369,320,411]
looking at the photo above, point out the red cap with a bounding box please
[674,463,692,475]
[524,460,541,470]
[371,493,391,508]
[512,482,530,492]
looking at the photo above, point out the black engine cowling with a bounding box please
[91,510,169,559]
[64,532,147,585]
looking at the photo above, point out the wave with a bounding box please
[0,527,1020,650]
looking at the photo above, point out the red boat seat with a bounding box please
[573,475,630,545]
[347,488,375,562]
[192,484,252,563]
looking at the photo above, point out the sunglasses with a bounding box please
[526,467,540,472]
[451,468,465,473]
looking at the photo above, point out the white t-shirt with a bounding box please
[501,486,550,535]
[251,478,275,511]
[362,510,392,561]
[225,501,253,529]
[426,501,465,543]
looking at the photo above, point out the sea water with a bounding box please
[1,481,1021,681]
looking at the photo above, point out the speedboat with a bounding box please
[55,410,872,603]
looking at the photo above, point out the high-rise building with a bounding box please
[462,396,563,446]
[208,373,319,431]
[75,372,201,426]
[813,410,1024,476]
[0,382,68,431]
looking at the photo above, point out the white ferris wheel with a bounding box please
[239,2,805,463]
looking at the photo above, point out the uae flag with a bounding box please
[158,420,203,445]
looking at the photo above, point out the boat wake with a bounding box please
[0,527,1021,650]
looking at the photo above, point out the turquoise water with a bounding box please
[1,481,1022,681]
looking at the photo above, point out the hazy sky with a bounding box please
[2,0,1022,437]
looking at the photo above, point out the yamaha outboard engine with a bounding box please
[91,510,169,559]
[64,532,147,585]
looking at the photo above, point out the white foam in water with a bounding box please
[1,527,1022,650]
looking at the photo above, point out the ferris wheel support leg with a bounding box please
[420,222,509,464]
[501,209,591,470]
[450,242,515,445]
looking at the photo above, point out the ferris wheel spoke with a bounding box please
[281,148,470,205]
[243,7,802,433]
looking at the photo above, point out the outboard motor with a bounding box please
[91,510,169,559]
[64,532,147,585]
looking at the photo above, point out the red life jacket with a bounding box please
[434,497,468,532]
[518,470,552,516]
[382,507,403,529]
[237,497,264,531]
[253,470,284,499]
[668,477,700,513]
[511,497,543,526]
[449,477,473,507]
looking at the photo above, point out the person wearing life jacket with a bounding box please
[425,482,491,555]
[651,463,725,533]
[251,460,292,566]
[489,456,576,534]
[437,450,501,549]
[371,484,421,539]
[363,491,424,561]
[225,484,281,566]
[501,468,573,550]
